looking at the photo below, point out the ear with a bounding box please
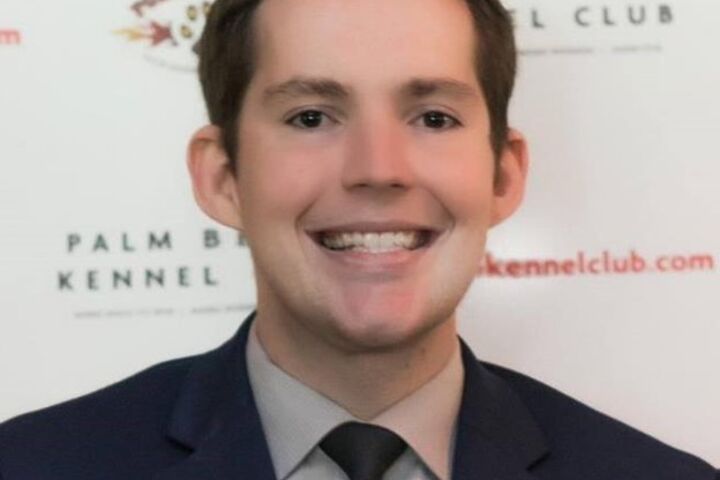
[490,128,529,227]
[187,125,244,230]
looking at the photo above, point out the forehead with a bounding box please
[251,0,479,90]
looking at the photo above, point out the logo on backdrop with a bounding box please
[56,228,247,293]
[508,3,674,29]
[113,2,676,65]
[115,0,215,71]
[55,228,257,319]
[0,28,22,46]
[504,2,676,56]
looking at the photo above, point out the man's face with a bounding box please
[222,0,525,350]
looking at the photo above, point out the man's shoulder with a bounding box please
[481,360,718,479]
[0,354,200,478]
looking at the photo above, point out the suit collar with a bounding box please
[156,314,549,480]
[156,312,276,480]
[452,340,550,479]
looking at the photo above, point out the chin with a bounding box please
[324,303,449,353]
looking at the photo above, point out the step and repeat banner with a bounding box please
[1,0,718,463]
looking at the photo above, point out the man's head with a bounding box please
[198,0,517,173]
[188,0,528,353]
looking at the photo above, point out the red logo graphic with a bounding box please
[0,29,22,45]
[116,21,175,47]
[115,0,214,70]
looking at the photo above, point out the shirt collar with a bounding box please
[246,323,464,480]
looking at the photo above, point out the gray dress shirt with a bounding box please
[246,325,464,480]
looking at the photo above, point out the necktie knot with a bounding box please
[320,422,408,480]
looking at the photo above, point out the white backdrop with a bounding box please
[1,0,718,464]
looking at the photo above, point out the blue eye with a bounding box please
[418,111,460,130]
[287,110,331,129]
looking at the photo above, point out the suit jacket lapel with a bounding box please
[154,314,277,480]
[452,340,550,480]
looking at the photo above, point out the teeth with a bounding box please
[320,231,423,253]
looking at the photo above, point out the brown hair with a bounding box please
[198,0,516,168]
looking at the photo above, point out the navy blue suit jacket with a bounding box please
[0,316,717,479]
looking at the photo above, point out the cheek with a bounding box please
[237,126,336,228]
[416,139,496,224]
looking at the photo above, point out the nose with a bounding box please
[340,117,415,192]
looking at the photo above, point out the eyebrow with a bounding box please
[261,76,480,105]
[399,77,480,101]
[262,77,350,104]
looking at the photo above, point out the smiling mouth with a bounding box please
[311,230,436,254]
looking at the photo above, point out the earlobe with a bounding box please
[187,125,244,231]
[490,128,529,227]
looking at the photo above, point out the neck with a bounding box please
[254,307,458,420]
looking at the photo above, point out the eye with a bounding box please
[416,111,461,130]
[286,110,334,129]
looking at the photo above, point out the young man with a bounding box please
[0,0,717,479]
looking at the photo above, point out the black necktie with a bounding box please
[320,421,408,480]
